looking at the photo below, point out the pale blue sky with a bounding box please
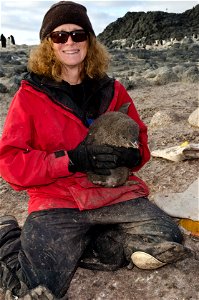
[1,0,198,45]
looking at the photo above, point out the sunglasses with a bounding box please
[49,30,88,44]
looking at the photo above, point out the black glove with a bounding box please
[68,143,121,174]
[116,147,141,168]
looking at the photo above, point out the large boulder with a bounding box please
[188,108,199,127]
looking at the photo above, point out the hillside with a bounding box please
[98,4,199,47]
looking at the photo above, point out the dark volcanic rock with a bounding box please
[98,4,199,47]
[0,83,8,93]
[0,48,29,95]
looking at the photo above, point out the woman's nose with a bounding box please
[66,35,75,44]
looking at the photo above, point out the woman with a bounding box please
[0,1,188,299]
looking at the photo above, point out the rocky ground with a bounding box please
[0,44,199,299]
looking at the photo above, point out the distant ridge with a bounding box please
[98,4,199,47]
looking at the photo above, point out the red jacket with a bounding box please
[0,77,150,214]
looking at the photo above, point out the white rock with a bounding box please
[188,107,199,127]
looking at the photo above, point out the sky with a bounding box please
[1,0,199,45]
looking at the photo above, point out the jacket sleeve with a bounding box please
[0,91,71,190]
[114,81,150,171]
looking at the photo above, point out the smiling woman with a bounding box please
[50,24,89,84]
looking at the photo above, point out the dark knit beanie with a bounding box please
[40,1,95,40]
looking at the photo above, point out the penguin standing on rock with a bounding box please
[10,35,15,45]
[0,34,6,48]
[85,103,139,187]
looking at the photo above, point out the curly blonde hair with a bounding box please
[28,34,110,81]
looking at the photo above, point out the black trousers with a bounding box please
[0,198,183,298]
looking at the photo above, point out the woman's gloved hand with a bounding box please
[68,143,121,174]
[116,147,141,168]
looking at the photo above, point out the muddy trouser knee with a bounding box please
[0,212,91,298]
[19,211,92,298]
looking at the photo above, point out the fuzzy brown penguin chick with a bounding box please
[85,103,139,187]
